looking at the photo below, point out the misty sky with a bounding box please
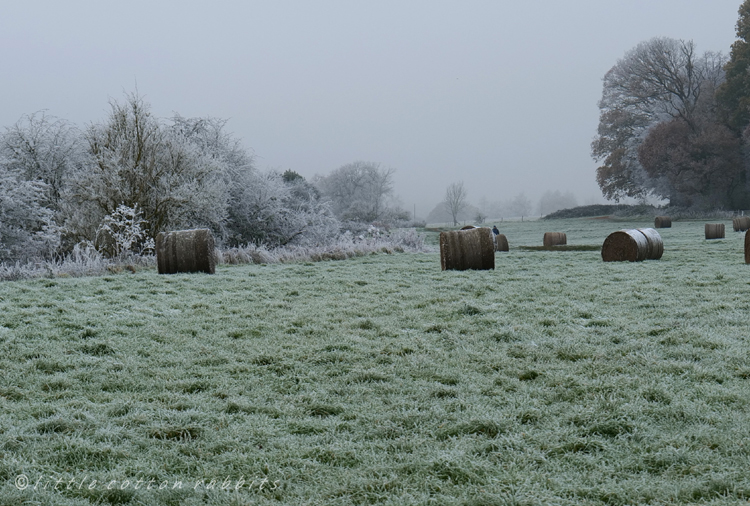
[0,1,744,218]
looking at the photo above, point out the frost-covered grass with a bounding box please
[1,218,750,505]
[0,228,429,281]
[221,228,429,265]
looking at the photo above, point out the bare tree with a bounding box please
[602,38,723,126]
[510,193,532,219]
[445,181,467,226]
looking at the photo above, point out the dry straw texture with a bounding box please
[494,233,509,252]
[440,227,495,270]
[543,232,567,247]
[705,223,725,240]
[601,228,663,262]
[654,216,671,228]
[156,228,216,274]
[733,216,750,232]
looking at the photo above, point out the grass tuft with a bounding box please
[149,427,201,441]
[439,419,508,439]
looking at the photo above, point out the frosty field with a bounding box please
[1,218,750,505]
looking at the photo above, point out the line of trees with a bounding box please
[0,92,407,263]
[428,184,573,224]
[593,1,750,209]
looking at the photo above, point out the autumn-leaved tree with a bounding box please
[592,37,727,203]
[638,119,743,207]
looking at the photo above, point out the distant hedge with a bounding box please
[543,204,657,219]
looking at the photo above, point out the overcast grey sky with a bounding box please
[0,1,743,218]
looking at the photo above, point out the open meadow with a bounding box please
[1,218,750,505]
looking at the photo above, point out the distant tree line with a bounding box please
[0,92,406,263]
[593,0,750,209]
[427,185,576,224]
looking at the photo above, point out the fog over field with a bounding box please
[0,0,742,217]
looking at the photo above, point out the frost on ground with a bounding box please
[0,219,749,505]
[0,227,430,281]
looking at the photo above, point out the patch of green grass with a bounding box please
[518,244,602,251]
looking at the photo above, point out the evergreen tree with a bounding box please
[717,0,750,132]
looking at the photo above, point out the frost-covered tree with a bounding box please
[228,170,338,246]
[316,161,404,223]
[170,115,250,168]
[0,112,84,212]
[0,166,60,261]
[95,204,155,258]
[171,114,256,242]
[69,92,229,241]
[0,92,344,256]
[171,116,338,246]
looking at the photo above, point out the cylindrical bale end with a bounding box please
[440,227,495,271]
[602,230,648,262]
[654,216,671,228]
[543,232,567,247]
[156,228,216,274]
[637,228,664,260]
[602,228,662,262]
[705,223,725,240]
[494,234,509,252]
[733,216,750,232]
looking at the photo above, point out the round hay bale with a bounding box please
[705,223,725,240]
[494,233,509,252]
[156,228,216,274]
[733,216,750,232]
[543,232,567,247]
[440,227,495,271]
[654,216,671,228]
[601,228,663,262]
[636,227,664,260]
